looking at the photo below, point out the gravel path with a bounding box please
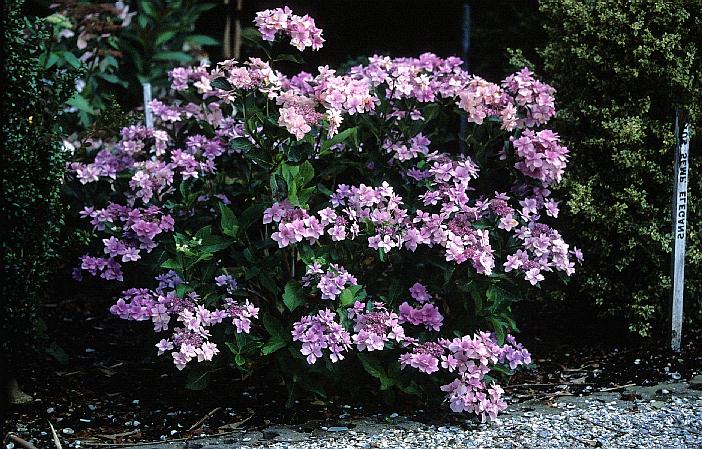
[125,380,702,449]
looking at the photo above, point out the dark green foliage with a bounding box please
[539,0,702,335]
[1,0,74,366]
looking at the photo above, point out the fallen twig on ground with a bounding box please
[187,407,222,432]
[599,383,636,392]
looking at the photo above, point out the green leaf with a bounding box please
[262,314,290,355]
[66,94,95,114]
[280,163,299,185]
[160,258,181,270]
[199,235,233,253]
[229,137,253,151]
[219,202,239,237]
[486,284,520,313]
[298,161,314,186]
[96,73,121,84]
[176,284,193,297]
[195,225,213,239]
[140,1,156,17]
[275,53,305,64]
[321,127,358,153]
[62,51,81,69]
[245,148,273,169]
[211,77,233,91]
[153,51,193,63]
[240,27,262,44]
[238,203,266,235]
[263,314,288,338]
[397,381,422,396]
[262,338,288,355]
[46,342,69,365]
[46,52,60,69]
[282,281,305,312]
[339,284,363,307]
[287,180,299,206]
[357,353,395,390]
[185,370,210,390]
[296,186,315,207]
[286,142,314,163]
[187,34,220,46]
[155,30,176,47]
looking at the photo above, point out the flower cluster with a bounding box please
[265,201,325,247]
[78,203,174,281]
[511,129,569,185]
[301,262,358,301]
[348,301,406,351]
[254,7,324,51]
[383,133,431,162]
[436,333,530,422]
[501,68,556,128]
[398,301,443,331]
[292,309,351,363]
[109,272,258,369]
[505,222,580,285]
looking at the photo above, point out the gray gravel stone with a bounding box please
[126,382,702,449]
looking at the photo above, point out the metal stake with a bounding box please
[142,82,153,129]
[671,109,691,352]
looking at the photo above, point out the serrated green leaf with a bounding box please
[219,202,239,237]
[287,180,299,206]
[357,353,395,390]
[296,186,315,207]
[262,314,290,355]
[298,161,314,186]
[66,94,95,114]
[160,258,181,270]
[229,137,252,152]
[282,281,305,312]
[262,338,288,355]
[155,30,176,47]
[339,284,363,307]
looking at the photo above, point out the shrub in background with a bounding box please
[540,0,701,336]
[44,0,218,130]
[1,0,74,371]
[71,8,580,420]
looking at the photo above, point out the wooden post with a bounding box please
[671,109,691,352]
[142,82,153,129]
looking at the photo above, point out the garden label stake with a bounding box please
[671,109,691,352]
[142,82,153,129]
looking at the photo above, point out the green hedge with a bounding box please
[1,0,74,367]
[540,0,701,336]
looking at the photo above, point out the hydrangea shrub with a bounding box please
[71,7,580,421]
